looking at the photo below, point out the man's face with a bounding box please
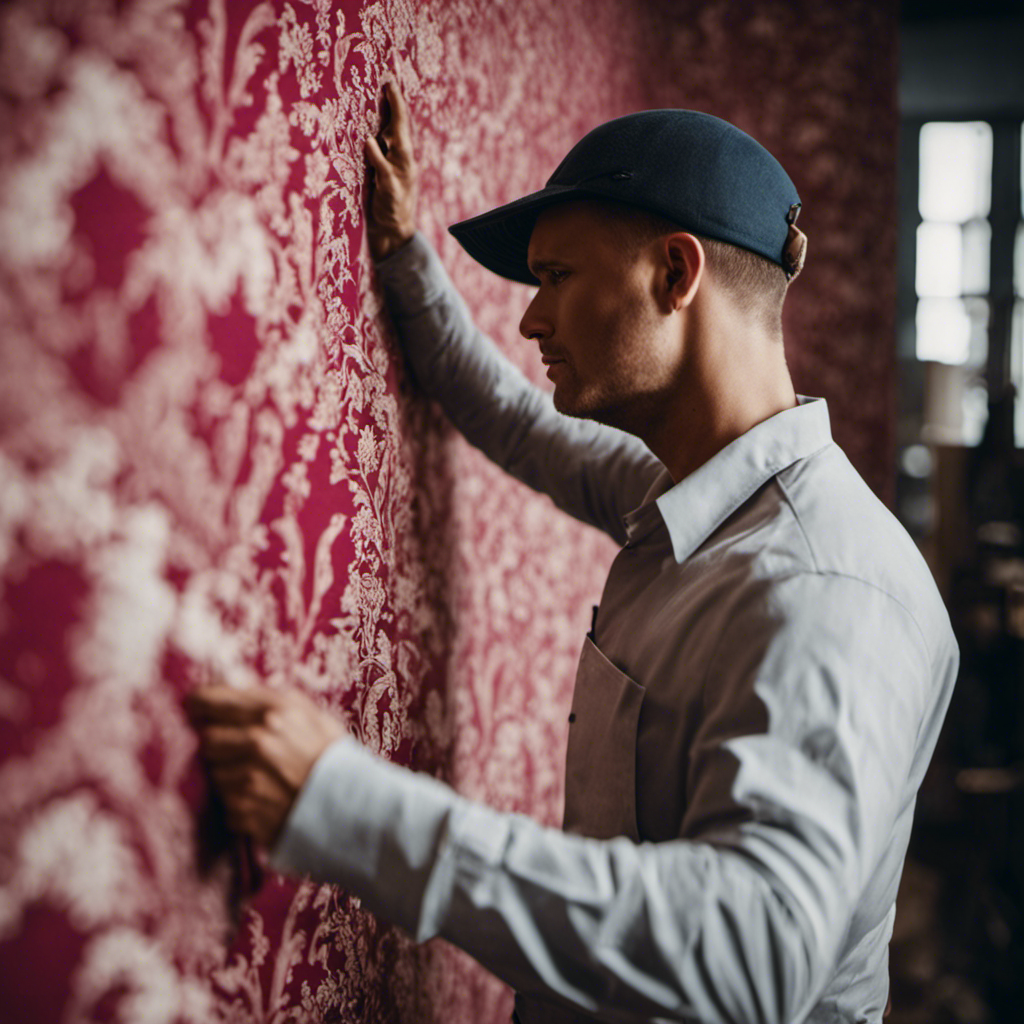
[519,202,682,433]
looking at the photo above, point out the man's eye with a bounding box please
[548,269,567,284]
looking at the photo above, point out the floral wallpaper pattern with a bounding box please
[0,0,897,1021]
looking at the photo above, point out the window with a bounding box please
[915,121,992,443]
[907,118,1023,447]
[1011,122,1024,444]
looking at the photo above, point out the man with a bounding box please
[189,84,958,1023]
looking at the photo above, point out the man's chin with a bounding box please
[552,388,587,419]
[553,389,613,425]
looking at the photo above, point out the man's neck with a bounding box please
[645,312,797,484]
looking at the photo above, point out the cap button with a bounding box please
[783,224,807,280]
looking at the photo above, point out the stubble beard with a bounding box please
[551,300,675,438]
[552,370,656,437]
[553,352,674,443]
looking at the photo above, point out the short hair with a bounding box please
[586,201,790,336]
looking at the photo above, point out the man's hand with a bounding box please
[186,684,346,848]
[365,82,418,260]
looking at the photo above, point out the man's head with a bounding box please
[516,198,788,432]
[518,200,689,429]
[450,110,804,471]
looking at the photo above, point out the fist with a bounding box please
[186,684,346,848]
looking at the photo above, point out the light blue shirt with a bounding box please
[273,234,958,1024]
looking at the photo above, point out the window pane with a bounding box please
[917,298,970,363]
[922,362,988,446]
[916,222,962,297]
[964,296,990,366]
[1014,301,1024,445]
[1016,222,1024,297]
[961,219,991,295]
[962,379,988,447]
[919,121,992,222]
[916,297,988,365]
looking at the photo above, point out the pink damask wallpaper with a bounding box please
[0,1,897,1021]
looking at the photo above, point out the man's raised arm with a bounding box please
[364,85,661,543]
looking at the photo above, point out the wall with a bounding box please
[0,1,897,1021]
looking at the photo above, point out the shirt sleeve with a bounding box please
[271,572,951,1024]
[270,738,817,1024]
[374,234,663,544]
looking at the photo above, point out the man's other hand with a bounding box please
[365,81,418,260]
[186,684,346,848]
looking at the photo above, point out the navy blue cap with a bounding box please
[448,109,801,285]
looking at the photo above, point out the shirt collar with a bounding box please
[622,397,833,563]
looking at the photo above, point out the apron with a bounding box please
[514,635,646,1024]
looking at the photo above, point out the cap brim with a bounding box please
[448,184,585,285]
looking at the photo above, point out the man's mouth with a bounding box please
[542,356,568,383]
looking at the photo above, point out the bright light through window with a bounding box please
[916,221,991,299]
[919,121,992,222]
[962,219,991,295]
[917,299,972,364]
[916,297,989,366]
[916,223,962,298]
[915,122,992,379]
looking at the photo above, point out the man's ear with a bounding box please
[662,232,704,311]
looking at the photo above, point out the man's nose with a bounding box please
[519,291,551,341]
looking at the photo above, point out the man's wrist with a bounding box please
[368,227,417,262]
[268,734,352,872]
